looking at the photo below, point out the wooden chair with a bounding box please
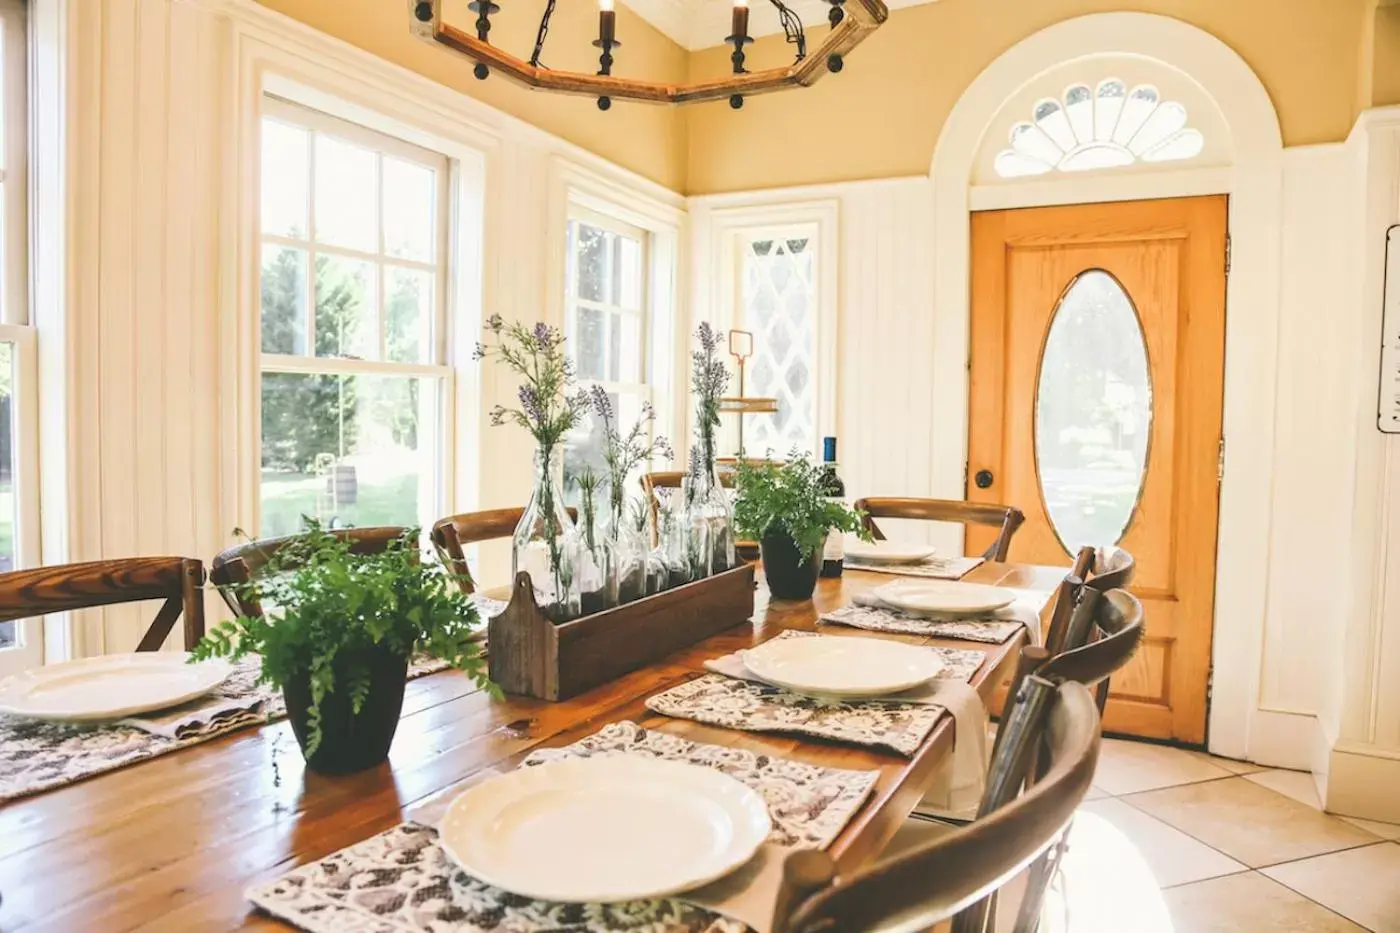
[430,508,576,595]
[640,471,761,559]
[1086,546,1136,593]
[773,680,1102,933]
[852,497,1025,562]
[1008,587,1145,933]
[640,470,735,535]
[210,526,410,617]
[0,557,206,652]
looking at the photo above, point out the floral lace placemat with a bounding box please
[247,720,879,933]
[843,555,985,579]
[819,603,1024,644]
[645,631,987,757]
[0,592,504,805]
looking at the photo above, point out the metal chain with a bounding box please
[530,0,557,68]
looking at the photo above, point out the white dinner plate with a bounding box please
[873,580,1017,617]
[439,756,771,903]
[843,539,937,565]
[0,653,236,722]
[741,634,944,697]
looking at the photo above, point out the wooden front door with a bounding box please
[968,196,1228,744]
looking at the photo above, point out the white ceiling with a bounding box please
[624,0,938,51]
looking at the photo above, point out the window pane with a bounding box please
[385,266,432,364]
[261,245,307,355]
[0,341,13,574]
[574,223,607,302]
[314,134,378,252]
[618,311,644,381]
[260,372,434,537]
[0,341,13,650]
[261,118,309,239]
[618,236,642,310]
[315,254,376,360]
[742,236,817,456]
[383,156,435,262]
[1035,270,1152,554]
[563,390,644,506]
[576,305,605,380]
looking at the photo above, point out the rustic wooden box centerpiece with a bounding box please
[488,562,756,700]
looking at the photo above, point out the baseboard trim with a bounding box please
[1244,708,1318,771]
[1326,743,1400,822]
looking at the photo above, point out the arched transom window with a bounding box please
[994,79,1204,178]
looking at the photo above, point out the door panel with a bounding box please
[969,196,1227,744]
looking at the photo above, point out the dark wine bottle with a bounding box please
[819,436,846,578]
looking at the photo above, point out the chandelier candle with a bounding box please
[593,0,620,109]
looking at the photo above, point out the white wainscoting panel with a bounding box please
[1256,144,1357,724]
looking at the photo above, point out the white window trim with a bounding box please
[0,0,38,675]
[565,205,653,405]
[546,156,685,465]
[251,94,456,537]
[699,199,839,461]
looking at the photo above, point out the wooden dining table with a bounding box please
[0,561,1065,932]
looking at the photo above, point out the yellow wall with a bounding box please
[685,0,1368,193]
[255,0,690,190]
[264,0,1372,195]
[1366,5,1400,108]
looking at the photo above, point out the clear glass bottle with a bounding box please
[575,476,611,615]
[604,481,649,605]
[691,463,737,576]
[663,481,695,589]
[512,447,581,622]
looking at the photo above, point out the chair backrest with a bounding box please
[1042,545,1094,656]
[430,508,576,595]
[774,681,1101,933]
[210,526,409,617]
[1086,546,1136,592]
[1038,587,1145,715]
[0,557,206,652]
[639,470,735,539]
[852,497,1026,562]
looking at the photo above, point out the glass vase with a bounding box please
[690,463,737,577]
[604,483,649,605]
[662,482,695,589]
[576,479,611,616]
[512,447,581,623]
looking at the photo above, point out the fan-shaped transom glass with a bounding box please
[1035,270,1153,554]
[995,79,1204,179]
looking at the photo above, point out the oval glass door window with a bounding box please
[1035,270,1153,554]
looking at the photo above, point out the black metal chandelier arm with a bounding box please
[529,0,557,68]
[767,0,806,62]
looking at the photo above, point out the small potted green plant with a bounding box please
[192,524,495,774]
[733,456,871,600]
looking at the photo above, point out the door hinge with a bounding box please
[1217,437,1226,483]
[1224,234,1232,277]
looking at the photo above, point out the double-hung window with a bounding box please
[0,0,36,672]
[563,208,653,494]
[257,97,451,537]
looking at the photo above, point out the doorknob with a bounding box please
[974,469,994,489]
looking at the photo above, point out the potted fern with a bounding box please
[733,457,871,600]
[192,524,495,774]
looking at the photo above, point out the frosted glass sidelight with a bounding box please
[1035,270,1152,554]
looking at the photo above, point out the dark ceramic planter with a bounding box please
[282,643,409,775]
[759,529,821,601]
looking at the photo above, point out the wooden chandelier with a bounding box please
[408,0,888,109]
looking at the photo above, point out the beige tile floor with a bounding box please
[896,737,1400,932]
